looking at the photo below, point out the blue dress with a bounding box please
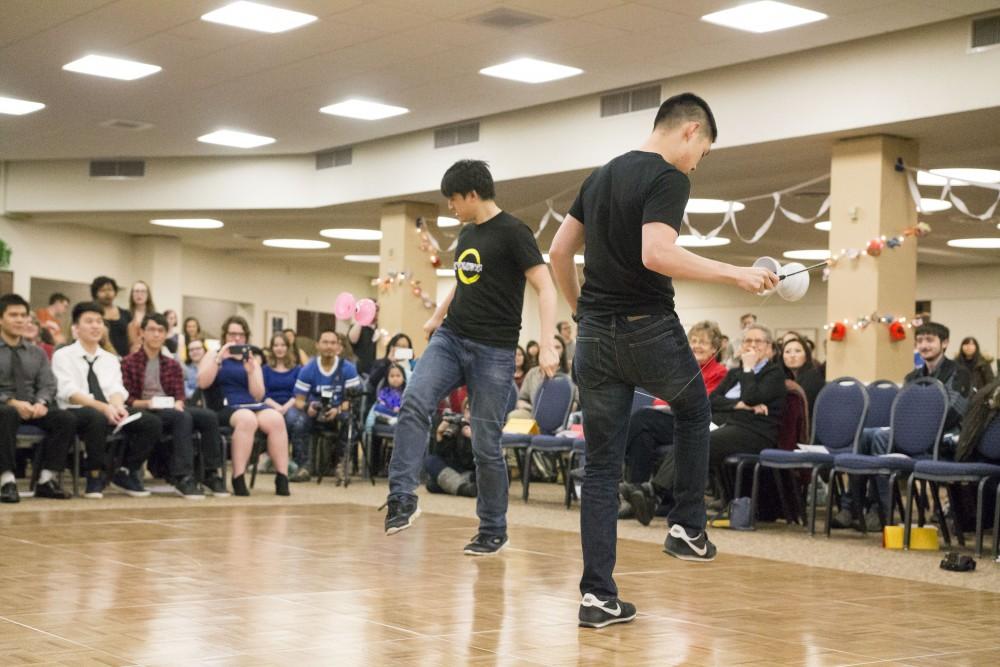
[215,359,264,410]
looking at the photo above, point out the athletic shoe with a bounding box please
[111,468,151,498]
[663,523,717,562]
[202,473,230,498]
[463,533,509,556]
[829,508,854,530]
[34,479,71,500]
[84,472,106,499]
[1,481,19,503]
[623,482,656,526]
[174,476,205,500]
[232,474,249,497]
[275,473,290,496]
[290,467,311,483]
[578,593,637,629]
[381,497,420,535]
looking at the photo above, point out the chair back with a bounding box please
[864,379,899,428]
[889,377,948,459]
[976,414,1000,461]
[811,376,868,453]
[778,380,809,451]
[631,389,655,415]
[532,374,574,435]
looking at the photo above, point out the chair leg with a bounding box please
[522,447,532,503]
[946,484,965,548]
[750,463,762,530]
[929,482,952,547]
[772,467,793,524]
[903,473,915,550]
[72,436,80,497]
[733,459,748,500]
[808,466,821,536]
[824,467,836,538]
[887,472,899,526]
[975,477,987,558]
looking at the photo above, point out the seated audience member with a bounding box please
[181,317,201,359]
[294,330,361,485]
[163,309,180,356]
[740,312,757,330]
[35,292,70,346]
[367,363,406,429]
[622,321,728,488]
[198,316,289,497]
[424,399,476,497]
[121,313,227,498]
[513,345,528,389]
[263,333,309,481]
[282,328,312,366]
[955,336,995,392]
[557,321,576,362]
[524,340,540,370]
[183,336,207,401]
[53,302,161,499]
[0,294,75,502]
[24,314,55,360]
[780,336,825,414]
[348,307,379,375]
[834,321,973,530]
[368,333,415,389]
[507,335,574,420]
[90,276,132,358]
[626,324,785,524]
[126,281,155,354]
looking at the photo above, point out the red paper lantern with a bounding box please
[429,254,441,268]
[866,238,885,257]
[830,322,847,341]
[889,321,906,342]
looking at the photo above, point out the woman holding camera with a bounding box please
[197,316,290,497]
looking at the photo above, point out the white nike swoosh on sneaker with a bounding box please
[582,595,621,616]
[671,526,708,556]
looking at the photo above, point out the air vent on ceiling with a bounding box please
[99,118,154,132]
[600,85,661,118]
[971,15,1000,50]
[316,146,353,169]
[89,160,145,178]
[466,8,550,30]
[434,121,479,148]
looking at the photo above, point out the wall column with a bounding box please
[132,235,183,318]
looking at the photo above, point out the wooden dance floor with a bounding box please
[3,502,1000,666]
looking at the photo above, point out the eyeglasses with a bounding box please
[226,330,247,338]
[743,338,769,345]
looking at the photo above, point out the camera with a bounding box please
[229,344,250,360]
[440,410,468,440]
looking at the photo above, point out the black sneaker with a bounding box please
[1,481,19,503]
[34,479,71,500]
[381,497,420,535]
[111,468,151,498]
[624,482,656,527]
[84,471,106,499]
[664,524,717,562]
[275,473,290,497]
[232,474,249,497]
[174,476,205,500]
[578,593,637,628]
[202,473,230,497]
[463,533,509,556]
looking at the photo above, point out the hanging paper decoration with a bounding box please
[898,160,1000,222]
[824,313,919,341]
[369,271,438,311]
[889,321,907,342]
[829,322,847,341]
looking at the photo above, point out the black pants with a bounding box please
[707,424,774,503]
[625,408,673,484]
[0,405,75,474]
[150,407,222,478]
[72,407,161,473]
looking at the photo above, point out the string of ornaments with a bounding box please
[370,270,437,311]
[820,222,932,281]
[824,314,924,342]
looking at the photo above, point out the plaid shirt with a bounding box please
[120,349,185,406]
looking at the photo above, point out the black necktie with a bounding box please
[85,357,107,403]
[11,347,30,401]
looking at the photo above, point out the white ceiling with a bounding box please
[2,0,998,160]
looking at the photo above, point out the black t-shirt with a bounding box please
[443,211,544,348]
[106,307,132,357]
[353,326,376,374]
[569,151,690,317]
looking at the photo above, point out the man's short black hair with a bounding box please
[653,92,718,142]
[73,301,104,324]
[141,312,168,330]
[318,328,339,340]
[440,160,496,200]
[49,292,70,305]
[0,293,30,317]
[915,321,950,342]
[90,276,118,299]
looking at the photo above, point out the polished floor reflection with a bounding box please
[3,503,1000,666]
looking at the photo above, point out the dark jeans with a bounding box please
[625,408,674,483]
[706,424,774,503]
[72,407,161,473]
[388,325,515,536]
[151,407,222,478]
[0,405,75,474]
[574,312,711,599]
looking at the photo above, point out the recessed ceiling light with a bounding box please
[783,249,831,260]
[436,268,454,277]
[0,96,45,115]
[320,99,409,120]
[917,168,1000,187]
[319,228,382,241]
[63,55,161,81]
[676,235,731,247]
[201,1,317,33]
[946,238,1000,249]
[262,239,330,249]
[344,254,381,263]
[541,253,585,265]
[480,58,583,84]
[685,199,747,214]
[814,220,831,232]
[198,129,275,148]
[151,219,224,229]
[918,198,952,213]
[702,1,827,33]
[437,216,460,228]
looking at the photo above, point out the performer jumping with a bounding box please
[548,93,779,628]
[382,159,559,555]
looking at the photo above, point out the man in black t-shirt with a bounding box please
[549,93,778,628]
[383,160,558,555]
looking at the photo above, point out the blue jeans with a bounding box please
[285,407,312,468]
[574,313,712,599]
[388,325,516,536]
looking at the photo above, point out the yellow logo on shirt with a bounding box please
[456,248,483,285]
